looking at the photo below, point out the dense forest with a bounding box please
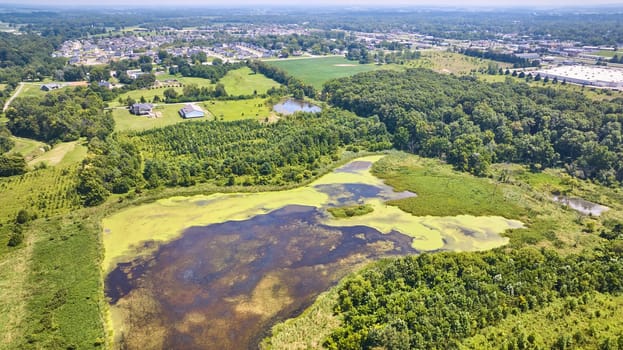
[323,69,623,183]
[325,241,623,349]
[5,87,114,143]
[77,110,391,205]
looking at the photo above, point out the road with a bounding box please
[2,82,24,113]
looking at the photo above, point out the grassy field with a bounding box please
[114,68,281,107]
[28,140,87,168]
[202,98,272,122]
[266,56,394,89]
[593,50,623,58]
[219,66,280,95]
[111,86,184,107]
[112,104,212,132]
[12,214,107,349]
[7,136,46,159]
[407,50,512,75]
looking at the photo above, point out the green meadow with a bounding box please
[219,66,281,95]
[266,56,391,89]
[27,140,87,168]
[202,98,273,121]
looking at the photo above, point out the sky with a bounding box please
[6,0,623,8]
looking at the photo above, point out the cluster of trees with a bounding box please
[0,32,66,84]
[460,48,540,68]
[78,109,390,205]
[0,125,14,154]
[77,136,142,206]
[168,58,245,82]
[161,83,228,103]
[325,243,623,349]
[5,87,114,143]
[323,69,623,182]
[248,60,316,99]
[610,54,623,64]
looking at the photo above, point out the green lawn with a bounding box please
[17,84,48,99]
[112,104,212,132]
[7,136,46,159]
[28,140,87,168]
[219,66,280,96]
[201,98,272,122]
[267,56,393,89]
[593,50,623,58]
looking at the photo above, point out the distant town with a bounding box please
[53,22,623,90]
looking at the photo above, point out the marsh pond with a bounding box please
[102,155,523,349]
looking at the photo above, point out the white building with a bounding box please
[537,66,623,89]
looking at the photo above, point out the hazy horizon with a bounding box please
[3,0,623,8]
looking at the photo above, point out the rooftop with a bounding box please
[539,66,623,84]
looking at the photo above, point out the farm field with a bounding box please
[266,56,393,89]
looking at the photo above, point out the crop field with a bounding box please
[112,104,212,132]
[202,98,272,121]
[266,56,392,89]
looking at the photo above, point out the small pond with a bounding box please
[272,99,321,115]
[552,195,610,216]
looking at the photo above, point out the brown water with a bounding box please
[106,204,418,349]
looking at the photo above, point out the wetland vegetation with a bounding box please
[1,6,623,350]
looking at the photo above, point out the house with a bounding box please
[40,83,62,91]
[130,103,153,115]
[98,81,114,89]
[179,104,205,119]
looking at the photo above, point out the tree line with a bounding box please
[325,241,623,349]
[323,69,623,183]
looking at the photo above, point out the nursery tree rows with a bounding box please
[77,109,391,205]
[323,69,623,183]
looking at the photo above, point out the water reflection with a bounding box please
[106,205,416,349]
[552,195,610,216]
[272,99,321,115]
